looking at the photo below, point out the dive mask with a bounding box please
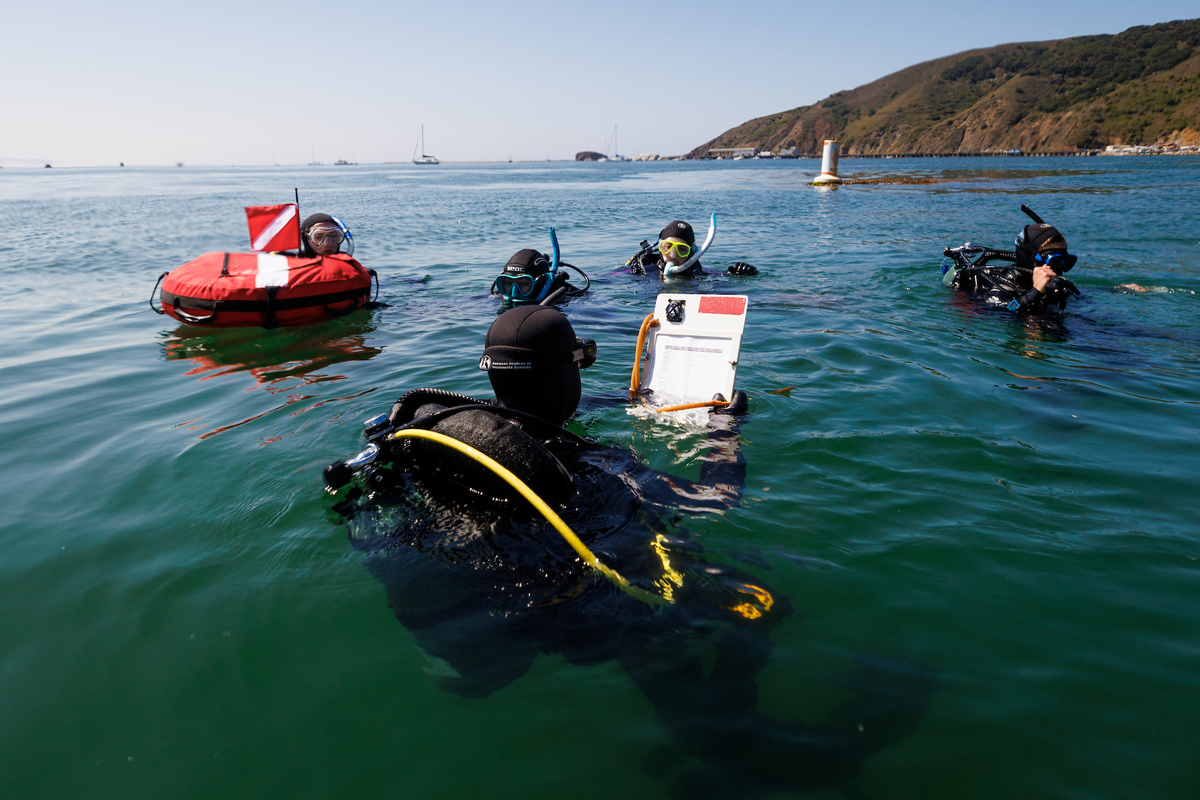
[308,224,345,248]
[658,240,693,260]
[492,272,556,304]
[1034,251,1077,273]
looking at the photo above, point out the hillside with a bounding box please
[689,19,1200,157]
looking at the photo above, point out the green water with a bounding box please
[1,158,1197,798]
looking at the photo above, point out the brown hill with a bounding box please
[689,19,1200,157]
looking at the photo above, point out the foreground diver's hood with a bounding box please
[479,306,594,425]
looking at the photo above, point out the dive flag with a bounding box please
[245,203,300,252]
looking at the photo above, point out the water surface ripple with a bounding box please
[1,158,1197,799]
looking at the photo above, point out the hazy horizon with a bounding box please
[3,1,1196,168]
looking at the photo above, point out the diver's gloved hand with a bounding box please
[711,390,749,416]
[727,262,758,276]
[1045,275,1081,296]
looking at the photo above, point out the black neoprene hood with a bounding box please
[480,306,579,370]
[481,306,585,424]
[659,220,695,246]
[1018,224,1067,254]
[503,249,551,277]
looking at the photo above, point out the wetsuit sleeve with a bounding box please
[1006,287,1044,313]
[696,414,748,507]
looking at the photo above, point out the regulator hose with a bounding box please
[389,429,667,607]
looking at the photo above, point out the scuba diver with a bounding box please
[324,306,937,796]
[942,205,1080,313]
[491,248,589,307]
[490,227,590,307]
[627,219,759,278]
[300,213,354,258]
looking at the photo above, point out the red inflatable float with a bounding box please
[151,251,377,329]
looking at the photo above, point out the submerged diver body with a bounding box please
[943,205,1080,314]
[326,306,935,795]
[627,219,759,278]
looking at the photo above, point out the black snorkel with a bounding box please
[1021,205,1046,225]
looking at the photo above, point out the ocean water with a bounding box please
[1,157,1197,799]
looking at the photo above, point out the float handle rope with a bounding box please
[148,271,168,314]
[390,429,667,607]
[628,312,729,413]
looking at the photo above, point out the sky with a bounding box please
[1,0,1196,167]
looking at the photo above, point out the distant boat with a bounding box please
[413,126,439,165]
[602,126,631,162]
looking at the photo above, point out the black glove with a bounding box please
[711,390,749,416]
[1045,275,1080,296]
[728,262,758,276]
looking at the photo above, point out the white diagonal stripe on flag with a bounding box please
[251,205,298,252]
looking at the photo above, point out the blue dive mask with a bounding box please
[491,272,557,305]
[1034,251,1077,273]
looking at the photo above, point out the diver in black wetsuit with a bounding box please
[627,219,759,277]
[943,206,1080,314]
[325,306,935,796]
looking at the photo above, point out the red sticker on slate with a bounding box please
[697,296,747,315]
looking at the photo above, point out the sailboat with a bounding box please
[601,126,630,162]
[412,126,439,165]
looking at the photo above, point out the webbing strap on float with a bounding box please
[263,286,280,329]
[389,429,667,607]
